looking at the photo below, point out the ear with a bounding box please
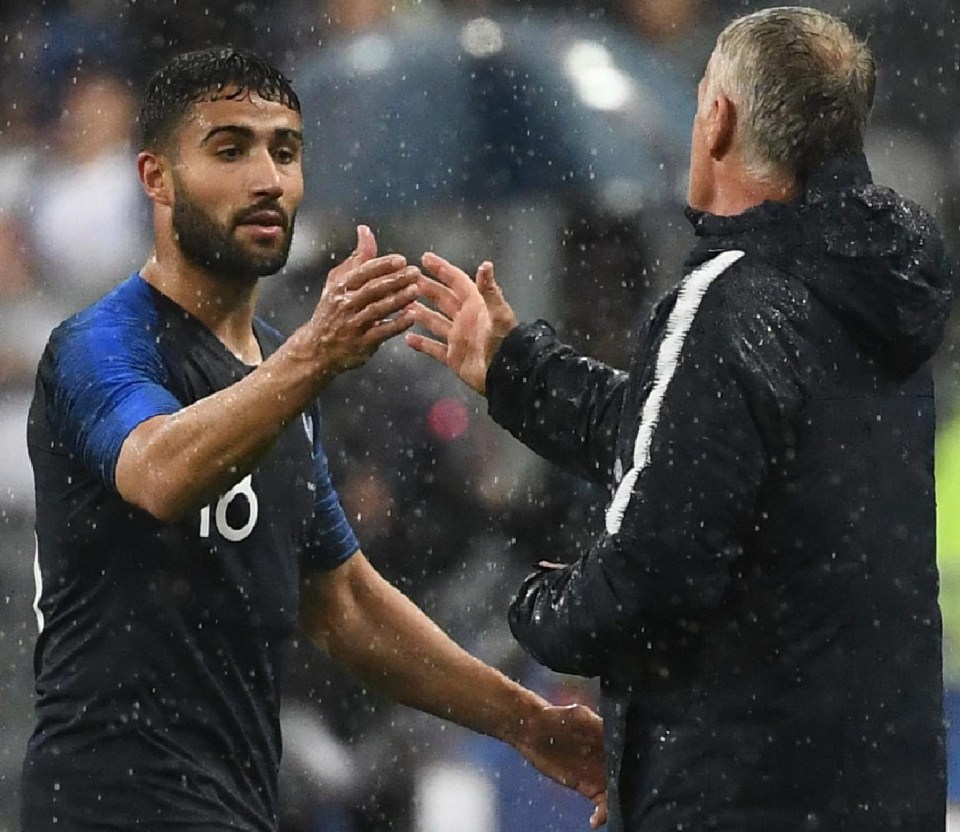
[137,150,173,207]
[707,93,736,161]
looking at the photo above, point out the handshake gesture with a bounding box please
[311,227,605,828]
[310,225,517,396]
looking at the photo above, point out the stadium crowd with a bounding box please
[0,1,958,830]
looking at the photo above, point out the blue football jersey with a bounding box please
[22,274,359,831]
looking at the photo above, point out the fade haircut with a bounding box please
[707,7,876,182]
[138,47,301,152]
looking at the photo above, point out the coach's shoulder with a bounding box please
[691,249,810,328]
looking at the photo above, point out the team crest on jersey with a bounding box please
[302,412,314,446]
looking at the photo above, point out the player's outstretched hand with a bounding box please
[293,225,420,378]
[406,252,517,396]
[510,702,608,829]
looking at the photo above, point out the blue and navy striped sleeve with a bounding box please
[302,404,359,571]
[42,289,182,490]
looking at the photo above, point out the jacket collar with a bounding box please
[685,152,873,239]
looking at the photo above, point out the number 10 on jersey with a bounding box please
[199,474,259,542]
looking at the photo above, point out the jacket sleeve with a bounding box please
[485,320,628,485]
[507,272,807,676]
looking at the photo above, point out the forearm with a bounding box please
[486,321,625,485]
[115,248,419,521]
[116,343,327,520]
[302,554,547,746]
[508,559,615,678]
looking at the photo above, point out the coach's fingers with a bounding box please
[416,273,462,319]
[406,331,448,363]
[408,300,453,341]
[422,252,479,301]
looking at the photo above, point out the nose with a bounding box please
[250,148,283,199]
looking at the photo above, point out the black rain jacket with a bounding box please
[492,154,953,832]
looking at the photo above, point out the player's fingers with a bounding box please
[349,224,378,263]
[339,253,409,290]
[324,256,404,300]
[337,224,378,271]
[356,224,378,261]
[348,266,420,307]
[366,310,416,344]
[352,285,419,326]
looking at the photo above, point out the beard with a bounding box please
[171,176,296,281]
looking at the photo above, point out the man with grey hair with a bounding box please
[409,6,953,831]
[700,5,876,189]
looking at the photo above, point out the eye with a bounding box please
[273,145,299,165]
[216,146,243,161]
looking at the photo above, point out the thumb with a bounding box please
[590,793,608,829]
[351,224,378,264]
[476,261,517,328]
[476,261,498,295]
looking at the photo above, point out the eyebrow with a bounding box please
[200,125,304,145]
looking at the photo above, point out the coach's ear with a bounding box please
[708,93,736,161]
[138,150,173,207]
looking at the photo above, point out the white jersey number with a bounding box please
[199,474,259,542]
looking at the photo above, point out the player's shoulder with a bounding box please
[49,274,160,346]
[41,274,167,379]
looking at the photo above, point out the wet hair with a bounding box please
[138,47,301,152]
[708,7,875,181]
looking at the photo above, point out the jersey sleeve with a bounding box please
[302,406,360,571]
[40,313,183,490]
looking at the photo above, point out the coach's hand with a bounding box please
[406,253,517,395]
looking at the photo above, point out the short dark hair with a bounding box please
[138,47,301,152]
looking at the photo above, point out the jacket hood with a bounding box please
[687,153,954,375]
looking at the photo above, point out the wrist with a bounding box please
[275,328,336,394]
[479,329,514,396]
[499,687,549,750]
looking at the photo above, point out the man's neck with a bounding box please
[139,251,263,365]
[707,162,798,217]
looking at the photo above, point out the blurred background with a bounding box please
[0,1,958,830]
